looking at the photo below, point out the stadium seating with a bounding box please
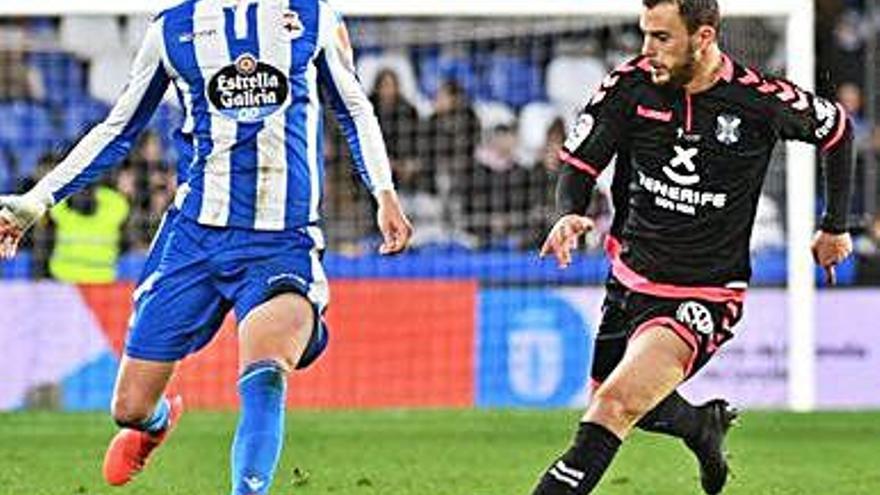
[482,54,545,108]
[58,97,111,143]
[0,101,54,182]
[28,51,87,106]
[418,52,481,100]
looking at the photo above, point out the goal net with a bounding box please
[0,0,852,414]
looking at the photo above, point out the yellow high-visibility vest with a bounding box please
[49,187,130,283]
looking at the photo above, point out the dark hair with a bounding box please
[643,0,720,34]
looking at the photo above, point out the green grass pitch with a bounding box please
[1,409,878,494]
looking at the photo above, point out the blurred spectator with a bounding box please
[321,113,374,254]
[48,183,130,283]
[524,117,612,251]
[855,213,880,284]
[0,20,45,101]
[369,68,424,193]
[421,80,481,200]
[16,152,60,278]
[836,82,872,151]
[358,51,432,116]
[855,212,880,256]
[370,71,478,248]
[0,50,44,101]
[464,123,530,247]
[828,10,869,86]
[119,131,175,252]
[523,117,565,249]
[419,80,482,247]
[835,82,879,221]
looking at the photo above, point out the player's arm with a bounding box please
[541,65,635,267]
[0,17,171,258]
[314,2,411,254]
[773,83,855,283]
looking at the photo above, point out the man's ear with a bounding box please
[695,25,716,52]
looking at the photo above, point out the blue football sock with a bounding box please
[231,360,287,495]
[140,397,170,434]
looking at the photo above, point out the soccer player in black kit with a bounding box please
[532,1,855,494]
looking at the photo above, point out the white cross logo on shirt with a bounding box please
[663,146,700,186]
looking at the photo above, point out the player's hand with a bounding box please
[811,230,852,286]
[376,189,413,255]
[539,214,595,268]
[0,190,52,259]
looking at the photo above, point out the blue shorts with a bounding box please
[126,212,329,367]
[135,207,179,287]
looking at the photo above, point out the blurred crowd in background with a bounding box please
[0,0,878,284]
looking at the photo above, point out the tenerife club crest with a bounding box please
[715,114,741,145]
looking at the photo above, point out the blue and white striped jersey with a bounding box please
[37,0,393,233]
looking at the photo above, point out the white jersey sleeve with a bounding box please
[314,1,394,196]
[34,17,171,203]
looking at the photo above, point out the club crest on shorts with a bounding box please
[676,301,715,335]
[716,114,741,145]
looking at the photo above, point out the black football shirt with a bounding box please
[560,55,848,287]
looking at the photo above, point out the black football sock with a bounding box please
[636,390,701,441]
[531,422,622,495]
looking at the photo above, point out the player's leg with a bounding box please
[105,206,182,450]
[104,216,227,486]
[590,282,738,494]
[591,279,708,439]
[592,351,737,495]
[103,357,183,486]
[229,292,316,495]
[531,323,692,494]
[109,357,176,429]
[220,230,329,495]
[593,330,734,452]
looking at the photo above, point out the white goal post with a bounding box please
[0,0,817,411]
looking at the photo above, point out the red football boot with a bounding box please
[102,395,184,486]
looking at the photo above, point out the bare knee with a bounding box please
[267,309,313,371]
[111,391,155,427]
[240,293,314,372]
[590,385,652,430]
[110,357,174,427]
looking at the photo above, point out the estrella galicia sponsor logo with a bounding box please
[207,53,290,123]
[676,301,715,335]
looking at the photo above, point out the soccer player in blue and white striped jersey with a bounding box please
[0,1,413,494]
